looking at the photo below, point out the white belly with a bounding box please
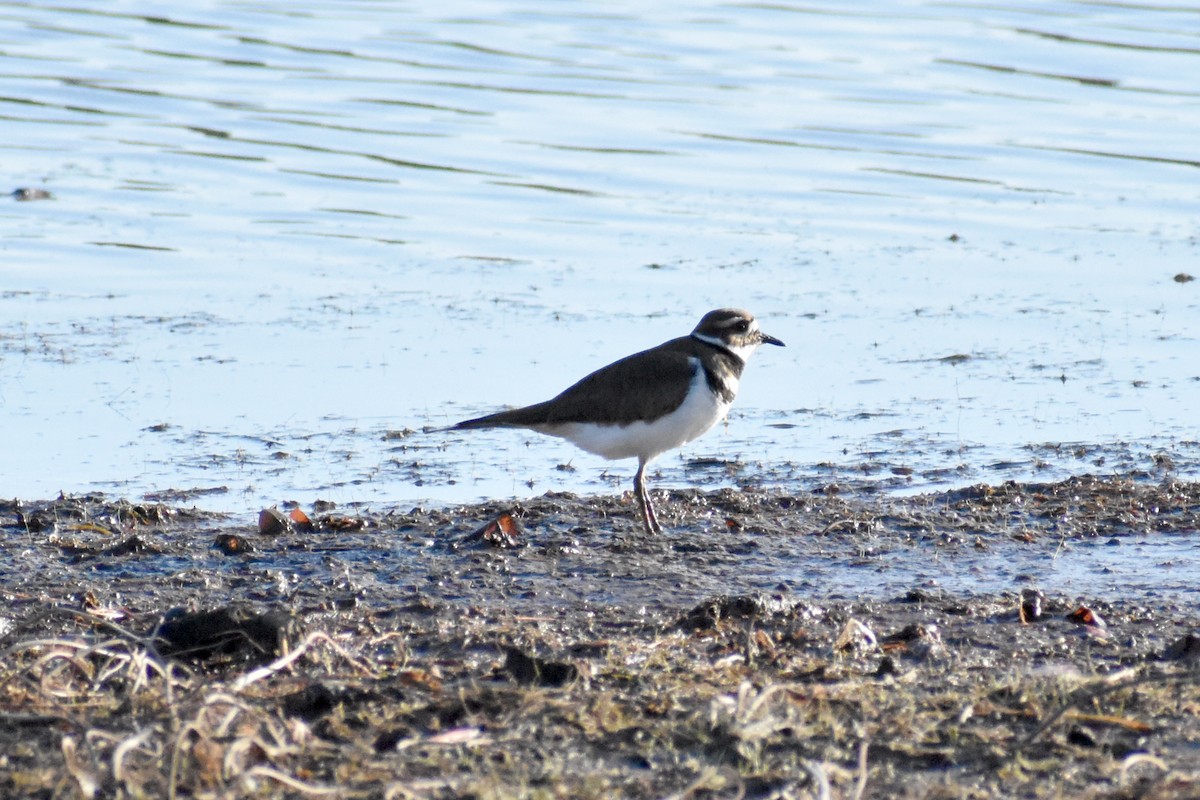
[535,366,732,463]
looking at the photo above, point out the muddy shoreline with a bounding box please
[2,475,1198,798]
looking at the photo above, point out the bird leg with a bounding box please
[634,460,662,535]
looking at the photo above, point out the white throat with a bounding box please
[692,332,760,363]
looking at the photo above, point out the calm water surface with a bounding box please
[2,1,1198,516]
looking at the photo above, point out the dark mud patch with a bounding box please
[1,477,1198,798]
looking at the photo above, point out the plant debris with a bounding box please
[0,477,1198,798]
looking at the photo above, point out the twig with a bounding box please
[15,605,158,650]
[232,631,376,692]
[822,517,871,534]
[61,735,100,800]
[803,760,832,800]
[852,738,870,800]
[241,765,344,796]
[112,728,155,785]
[167,720,201,800]
[1017,665,1195,749]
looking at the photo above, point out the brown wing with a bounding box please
[454,337,699,429]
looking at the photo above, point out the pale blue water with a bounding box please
[2,0,1198,512]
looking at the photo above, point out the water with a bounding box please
[2,0,1198,514]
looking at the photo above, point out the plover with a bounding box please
[452,308,784,533]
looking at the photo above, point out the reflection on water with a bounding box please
[0,0,1197,510]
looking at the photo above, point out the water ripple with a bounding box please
[1,0,1197,511]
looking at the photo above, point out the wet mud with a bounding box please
[1,476,1198,798]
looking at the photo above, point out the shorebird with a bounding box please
[452,308,784,533]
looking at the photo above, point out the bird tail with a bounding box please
[449,402,554,431]
[450,413,507,430]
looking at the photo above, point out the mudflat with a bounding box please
[1,476,1198,798]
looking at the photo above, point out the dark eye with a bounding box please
[734,320,749,333]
